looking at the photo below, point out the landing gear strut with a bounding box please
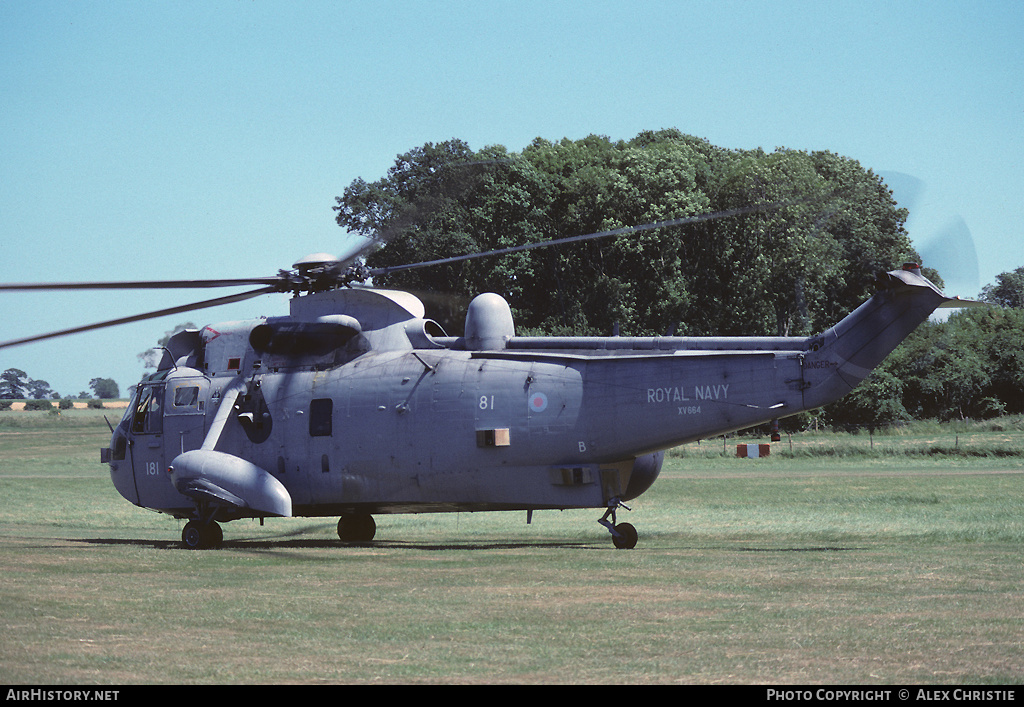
[337,514,376,542]
[598,498,638,549]
[181,519,223,549]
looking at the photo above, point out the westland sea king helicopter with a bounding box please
[0,205,980,549]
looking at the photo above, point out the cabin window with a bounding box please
[173,386,199,408]
[309,398,333,437]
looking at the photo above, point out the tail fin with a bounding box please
[802,264,984,408]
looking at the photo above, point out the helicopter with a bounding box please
[0,208,981,549]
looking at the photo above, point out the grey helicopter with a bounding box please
[0,207,980,549]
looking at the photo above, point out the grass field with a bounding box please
[1,410,1022,684]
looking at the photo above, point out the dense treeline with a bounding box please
[335,130,927,338]
[335,131,1022,427]
[0,369,119,401]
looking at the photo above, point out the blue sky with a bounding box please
[2,0,1022,397]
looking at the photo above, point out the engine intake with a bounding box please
[249,315,361,355]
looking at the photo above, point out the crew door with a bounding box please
[128,375,210,511]
[127,380,169,509]
[163,375,210,456]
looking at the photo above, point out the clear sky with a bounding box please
[2,0,1022,398]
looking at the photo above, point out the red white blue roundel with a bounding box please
[528,391,549,413]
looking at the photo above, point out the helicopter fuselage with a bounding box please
[101,265,966,547]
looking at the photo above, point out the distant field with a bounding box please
[1,410,1021,684]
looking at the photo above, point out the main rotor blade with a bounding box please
[0,286,278,350]
[367,202,795,277]
[0,277,282,292]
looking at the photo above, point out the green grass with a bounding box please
[671,414,1024,461]
[1,409,1023,684]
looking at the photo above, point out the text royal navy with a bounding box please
[646,384,729,404]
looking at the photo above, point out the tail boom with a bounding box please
[801,265,979,409]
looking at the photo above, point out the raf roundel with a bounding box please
[528,391,549,413]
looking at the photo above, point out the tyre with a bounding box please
[611,522,638,549]
[337,514,376,542]
[181,520,222,549]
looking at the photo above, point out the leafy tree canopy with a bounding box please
[335,130,921,337]
[980,265,1024,309]
[0,368,29,399]
[89,377,120,400]
[1,368,59,400]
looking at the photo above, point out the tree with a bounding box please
[947,306,1024,416]
[0,368,29,399]
[693,148,920,336]
[515,132,711,336]
[335,131,917,340]
[27,378,55,400]
[825,366,909,430]
[89,377,120,400]
[980,266,1024,309]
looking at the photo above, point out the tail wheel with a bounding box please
[611,522,638,550]
[337,514,376,542]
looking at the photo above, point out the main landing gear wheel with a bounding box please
[182,520,223,549]
[611,522,638,550]
[337,514,376,542]
[599,498,638,549]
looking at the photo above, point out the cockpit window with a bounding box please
[131,384,164,434]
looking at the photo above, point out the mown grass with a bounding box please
[670,415,1024,461]
[0,410,1022,684]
